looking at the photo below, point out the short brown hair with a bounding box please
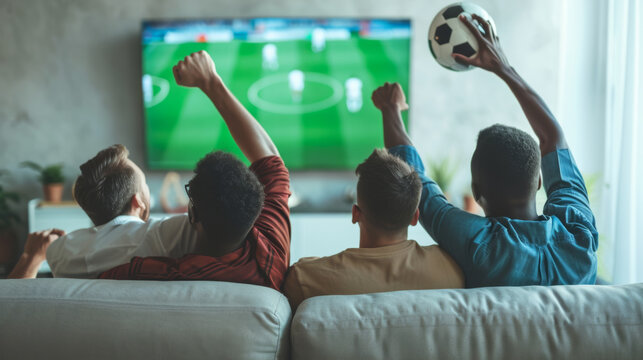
[355,149,422,232]
[73,144,139,226]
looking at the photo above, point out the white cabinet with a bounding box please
[290,213,435,263]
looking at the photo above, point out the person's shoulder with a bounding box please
[419,242,445,252]
[290,252,348,272]
[418,242,460,258]
[148,213,190,227]
[291,255,333,269]
[418,242,465,285]
[123,214,190,235]
[58,225,96,239]
[65,216,143,237]
[47,223,101,253]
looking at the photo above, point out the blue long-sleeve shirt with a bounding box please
[390,145,598,288]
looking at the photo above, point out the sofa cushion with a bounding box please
[291,283,643,360]
[0,279,291,360]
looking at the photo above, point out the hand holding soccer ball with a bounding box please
[371,82,409,112]
[428,2,501,72]
[173,50,220,90]
[453,14,511,74]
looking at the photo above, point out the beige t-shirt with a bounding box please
[283,240,464,309]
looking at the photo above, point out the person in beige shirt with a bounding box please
[284,238,464,309]
[284,85,464,308]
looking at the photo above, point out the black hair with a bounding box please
[471,124,541,201]
[188,151,264,245]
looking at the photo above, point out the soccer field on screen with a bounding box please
[143,23,410,170]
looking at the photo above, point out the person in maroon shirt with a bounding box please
[99,51,291,291]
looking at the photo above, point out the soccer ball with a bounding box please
[428,2,496,71]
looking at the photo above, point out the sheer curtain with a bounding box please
[559,0,642,284]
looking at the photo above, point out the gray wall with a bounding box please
[0,0,561,248]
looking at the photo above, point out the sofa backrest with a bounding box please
[291,283,643,360]
[0,279,291,360]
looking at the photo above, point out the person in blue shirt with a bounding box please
[371,14,598,287]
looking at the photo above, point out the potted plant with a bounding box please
[21,161,65,203]
[0,170,20,266]
[427,157,458,200]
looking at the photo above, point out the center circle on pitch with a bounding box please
[247,72,344,114]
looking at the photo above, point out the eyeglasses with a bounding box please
[185,183,198,224]
[184,183,192,200]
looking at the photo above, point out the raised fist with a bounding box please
[172,50,219,89]
[371,82,409,111]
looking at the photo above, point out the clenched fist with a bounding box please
[172,50,219,90]
[371,82,409,111]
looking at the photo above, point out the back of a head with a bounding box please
[471,124,541,202]
[74,144,139,226]
[356,149,422,232]
[188,151,264,246]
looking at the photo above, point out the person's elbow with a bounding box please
[539,133,568,157]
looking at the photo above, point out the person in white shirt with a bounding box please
[9,144,198,279]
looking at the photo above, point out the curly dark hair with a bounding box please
[356,149,422,232]
[188,151,264,244]
[471,124,541,201]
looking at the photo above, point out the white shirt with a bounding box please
[46,214,198,278]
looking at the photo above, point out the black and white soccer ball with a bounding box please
[428,2,496,71]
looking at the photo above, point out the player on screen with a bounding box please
[262,43,279,70]
[98,51,291,291]
[379,14,598,287]
[345,77,363,113]
[288,69,305,103]
[311,27,326,53]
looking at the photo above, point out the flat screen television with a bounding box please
[142,18,411,170]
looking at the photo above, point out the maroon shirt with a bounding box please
[99,156,291,291]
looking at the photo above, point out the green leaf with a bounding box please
[41,164,65,184]
[21,161,65,184]
[427,157,458,192]
[21,161,43,172]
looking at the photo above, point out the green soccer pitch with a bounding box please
[143,36,410,170]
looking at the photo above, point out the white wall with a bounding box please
[0,0,562,247]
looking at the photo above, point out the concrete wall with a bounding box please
[0,0,561,251]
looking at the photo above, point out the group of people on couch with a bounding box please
[9,15,598,309]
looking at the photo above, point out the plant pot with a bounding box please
[44,183,64,203]
[0,229,17,266]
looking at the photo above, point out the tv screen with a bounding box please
[142,18,411,170]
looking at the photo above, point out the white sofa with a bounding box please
[292,283,643,359]
[0,279,291,360]
[1,280,641,360]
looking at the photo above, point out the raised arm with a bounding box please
[8,229,65,279]
[453,14,567,156]
[173,51,279,162]
[371,82,412,148]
